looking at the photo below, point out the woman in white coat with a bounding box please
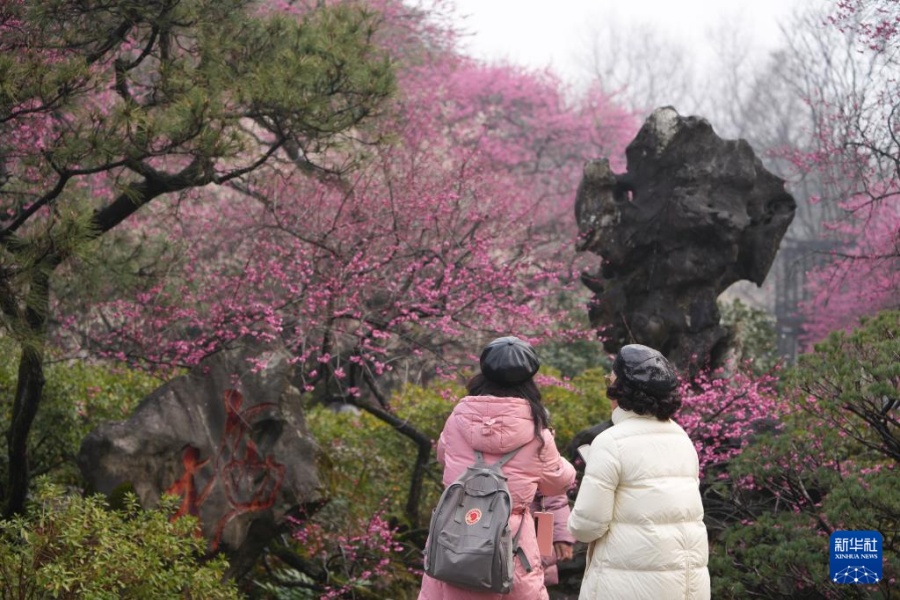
[567,344,710,600]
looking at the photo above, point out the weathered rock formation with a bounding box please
[575,107,796,370]
[77,340,319,578]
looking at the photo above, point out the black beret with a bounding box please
[480,336,540,385]
[613,344,677,396]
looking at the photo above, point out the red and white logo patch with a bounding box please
[465,508,482,525]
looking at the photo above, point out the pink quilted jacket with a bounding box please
[417,395,576,600]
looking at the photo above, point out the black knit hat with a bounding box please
[613,344,677,397]
[480,336,540,385]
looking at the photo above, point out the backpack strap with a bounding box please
[473,445,533,573]
[512,512,532,573]
[473,444,525,468]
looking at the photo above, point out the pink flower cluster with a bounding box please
[44,0,638,399]
[290,510,407,598]
[677,365,788,479]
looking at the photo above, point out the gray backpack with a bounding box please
[424,446,532,593]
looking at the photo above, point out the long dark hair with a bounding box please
[467,373,550,445]
[607,378,682,421]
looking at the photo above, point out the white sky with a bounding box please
[450,0,817,83]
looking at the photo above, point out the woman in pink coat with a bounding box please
[418,336,577,600]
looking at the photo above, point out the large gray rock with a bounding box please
[575,107,795,370]
[77,340,319,577]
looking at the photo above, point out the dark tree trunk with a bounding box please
[4,269,50,518]
[0,167,209,516]
[6,345,45,517]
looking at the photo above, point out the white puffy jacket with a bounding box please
[567,407,710,600]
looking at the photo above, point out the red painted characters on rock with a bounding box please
[165,388,286,551]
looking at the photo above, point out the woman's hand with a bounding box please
[554,542,574,562]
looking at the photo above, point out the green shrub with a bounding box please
[0,336,160,489]
[709,310,899,598]
[539,338,610,379]
[718,298,779,373]
[309,381,463,525]
[542,366,611,452]
[0,480,239,599]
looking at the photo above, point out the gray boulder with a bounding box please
[77,339,319,577]
[575,107,795,370]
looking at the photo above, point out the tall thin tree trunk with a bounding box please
[6,344,45,517]
[4,269,50,518]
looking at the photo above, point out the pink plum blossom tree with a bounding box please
[2,0,637,521]
[792,0,900,344]
[61,36,636,525]
[0,0,394,516]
